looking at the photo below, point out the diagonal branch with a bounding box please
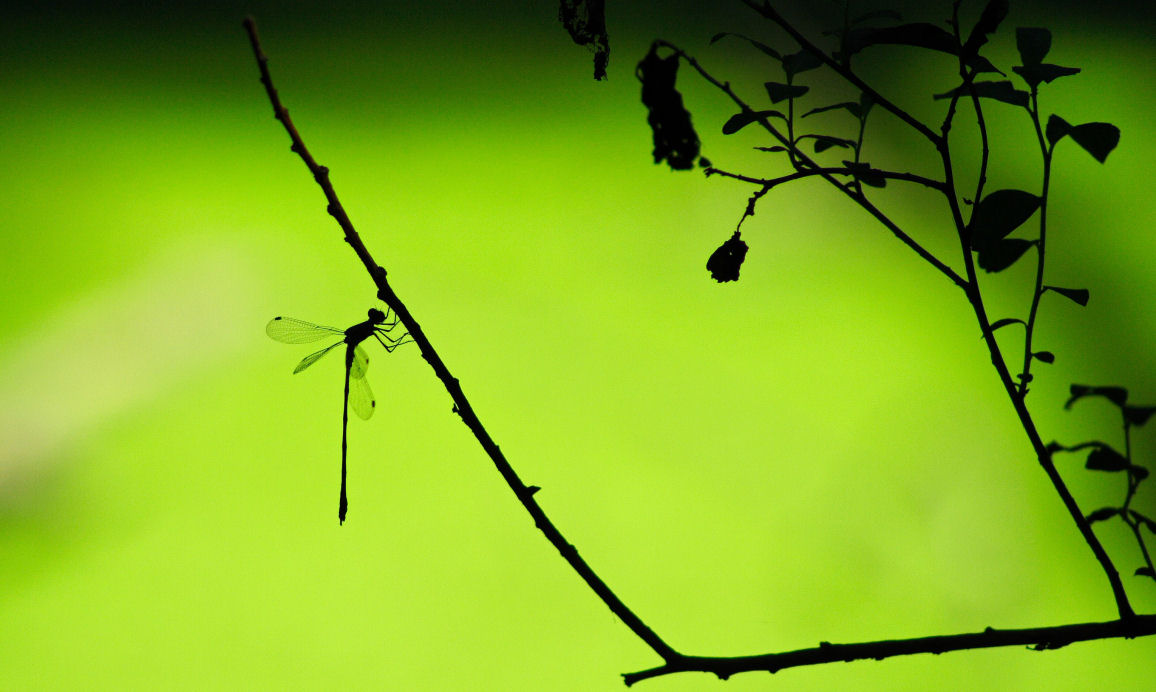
[243,16,680,664]
[623,615,1156,685]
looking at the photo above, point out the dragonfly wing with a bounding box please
[350,345,370,379]
[294,342,341,373]
[348,369,376,420]
[267,317,344,344]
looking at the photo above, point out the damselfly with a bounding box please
[267,307,409,523]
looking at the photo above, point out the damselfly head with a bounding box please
[367,308,386,324]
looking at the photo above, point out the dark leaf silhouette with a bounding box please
[802,102,860,119]
[1015,27,1051,66]
[843,22,958,55]
[707,231,749,283]
[1043,285,1090,306]
[1046,114,1071,146]
[1131,465,1150,481]
[559,0,609,80]
[1137,567,1156,578]
[1069,122,1121,163]
[987,317,1027,333]
[1012,63,1081,89]
[842,160,886,187]
[1066,384,1128,409]
[755,145,789,153]
[1123,406,1156,427]
[933,80,1029,108]
[977,238,1033,272]
[962,0,1010,57]
[722,110,785,135]
[638,46,701,170]
[969,189,1041,249]
[808,135,855,152]
[1086,446,1129,472]
[783,48,824,80]
[710,32,782,60]
[1033,351,1055,364]
[765,81,810,103]
[1087,507,1119,524]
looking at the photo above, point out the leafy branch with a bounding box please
[630,0,1153,683]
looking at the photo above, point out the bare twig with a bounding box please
[622,615,1156,685]
[705,165,946,192]
[242,16,681,663]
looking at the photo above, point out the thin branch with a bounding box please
[622,615,1156,685]
[653,41,968,292]
[935,55,1135,621]
[738,0,942,146]
[706,165,946,192]
[243,16,681,663]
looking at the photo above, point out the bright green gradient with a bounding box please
[1,2,1153,689]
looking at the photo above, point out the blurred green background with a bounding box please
[2,0,1153,689]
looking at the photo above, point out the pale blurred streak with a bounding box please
[0,240,259,497]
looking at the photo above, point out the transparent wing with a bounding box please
[267,316,344,344]
[293,342,342,373]
[348,366,376,420]
[349,345,370,379]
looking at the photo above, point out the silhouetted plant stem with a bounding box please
[653,41,967,290]
[242,16,681,664]
[705,165,945,191]
[622,615,1156,685]
[1018,90,1052,397]
[740,0,941,145]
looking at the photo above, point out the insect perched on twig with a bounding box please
[267,307,409,523]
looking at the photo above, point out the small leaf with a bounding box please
[802,102,860,119]
[1012,63,1081,89]
[1069,122,1121,163]
[1129,465,1150,481]
[841,160,886,188]
[1046,114,1071,146]
[1086,446,1129,472]
[843,23,959,56]
[783,48,824,80]
[1043,285,1089,306]
[969,189,1041,249]
[977,238,1033,273]
[808,135,855,152]
[722,109,785,135]
[1033,351,1055,364]
[1123,406,1156,427]
[755,145,788,153]
[963,0,1010,57]
[1065,384,1128,409]
[987,317,1027,334]
[707,231,749,283]
[1086,507,1119,524]
[933,80,1029,108]
[765,81,810,103]
[1016,27,1051,66]
[1136,567,1156,579]
[710,32,782,60]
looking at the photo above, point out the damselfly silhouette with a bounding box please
[267,307,409,523]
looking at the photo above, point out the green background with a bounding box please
[2,1,1153,689]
